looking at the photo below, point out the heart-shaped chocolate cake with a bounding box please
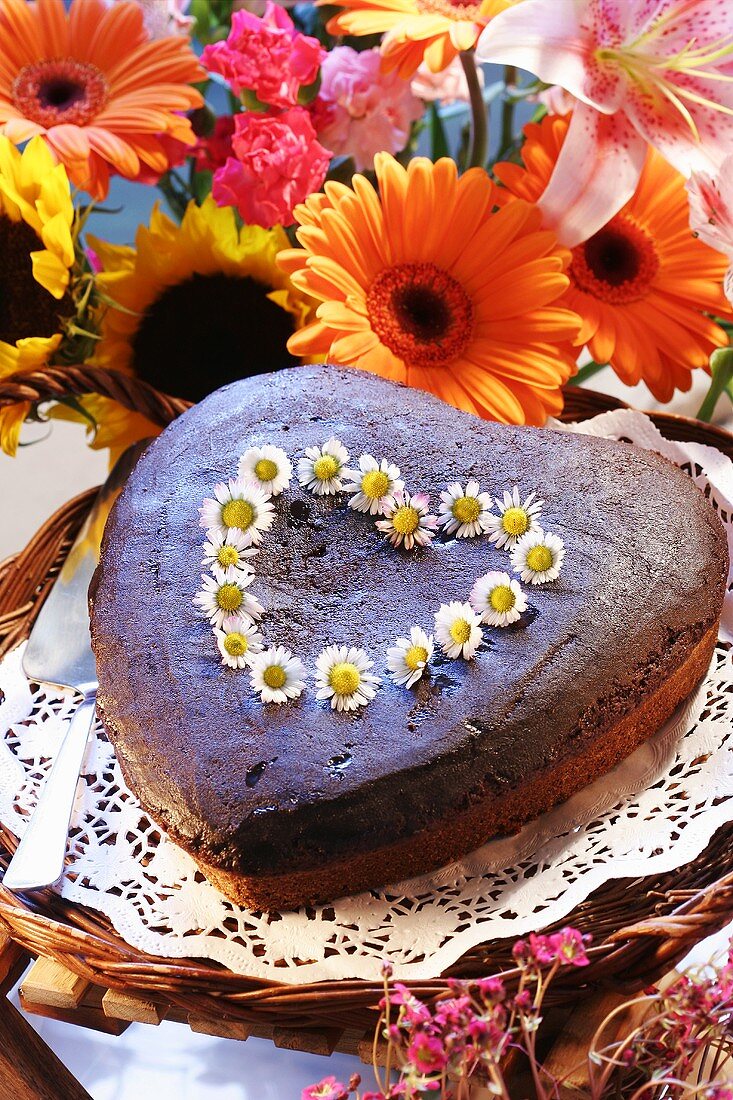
[90,366,728,910]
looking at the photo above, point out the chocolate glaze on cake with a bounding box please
[90,366,728,909]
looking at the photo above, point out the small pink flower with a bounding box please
[312,46,423,171]
[406,1032,447,1074]
[213,108,331,228]
[549,927,591,967]
[411,55,480,105]
[202,1,324,109]
[301,1078,348,1100]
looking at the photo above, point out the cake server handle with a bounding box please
[3,688,97,892]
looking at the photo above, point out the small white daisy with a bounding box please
[387,626,434,688]
[237,444,292,497]
[434,601,483,660]
[511,528,565,584]
[297,437,350,496]
[199,478,275,545]
[342,454,404,515]
[485,487,543,549]
[470,570,527,627]
[214,615,264,670]
[193,573,264,629]
[314,645,380,712]
[376,491,438,550]
[437,480,493,538]
[202,528,259,583]
[249,646,307,704]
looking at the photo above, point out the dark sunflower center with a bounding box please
[0,215,69,346]
[130,272,298,403]
[366,262,474,368]
[12,59,108,128]
[570,214,660,304]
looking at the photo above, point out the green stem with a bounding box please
[697,346,733,421]
[459,49,487,169]
[500,65,517,157]
[567,360,609,386]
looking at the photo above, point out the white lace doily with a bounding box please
[1,409,732,984]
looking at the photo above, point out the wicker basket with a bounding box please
[1,366,732,1035]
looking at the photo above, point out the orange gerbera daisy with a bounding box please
[277,153,580,426]
[494,114,733,403]
[320,0,514,77]
[0,0,204,200]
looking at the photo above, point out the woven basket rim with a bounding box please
[0,384,732,1026]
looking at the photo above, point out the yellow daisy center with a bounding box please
[526,545,553,572]
[502,506,529,536]
[263,665,287,689]
[450,618,472,645]
[361,469,390,500]
[221,499,254,531]
[405,644,428,671]
[392,505,420,535]
[254,457,279,482]
[217,545,239,568]
[329,662,361,696]
[313,454,340,481]
[490,585,515,613]
[452,496,481,525]
[223,632,248,657]
[216,583,243,612]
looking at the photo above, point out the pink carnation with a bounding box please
[312,47,422,171]
[202,1,324,110]
[212,107,331,228]
[195,115,235,173]
[411,55,480,105]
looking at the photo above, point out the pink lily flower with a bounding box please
[477,0,733,246]
[688,153,733,300]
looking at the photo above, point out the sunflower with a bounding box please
[320,0,514,77]
[277,153,580,426]
[0,134,76,455]
[78,197,314,458]
[0,0,204,200]
[494,114,733,403]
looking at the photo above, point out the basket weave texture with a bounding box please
[0,366,732,1032]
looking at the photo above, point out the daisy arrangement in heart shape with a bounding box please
[192,436,566,711]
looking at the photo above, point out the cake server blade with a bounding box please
[3,442,147,893]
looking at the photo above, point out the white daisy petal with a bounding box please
[237,444,292,497]
[342,454,405,515]
[297,437,350,496]
[437,480,493,538]
[433,601,483,660]
[199,478,275,545]
[314,644,380,711]
[193,573,264,629]
[249,646,307,704]
[469,570,527,627]
[387,626,434,687]
[375,490,438,550]
[214,616,264,670]
[485,486,543,549]
[510,528,565,585]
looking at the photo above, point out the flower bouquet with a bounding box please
[1,0,733,459]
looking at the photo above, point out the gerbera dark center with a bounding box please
[13,59,109,128]
[570,214,660,304]
[0,215,69,346]
[131,272,298,403]
[367,262,473,367]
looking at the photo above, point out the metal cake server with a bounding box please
[3,443,146,892]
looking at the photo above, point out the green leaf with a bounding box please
[429,103,450,161]
[697,345,733,421]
